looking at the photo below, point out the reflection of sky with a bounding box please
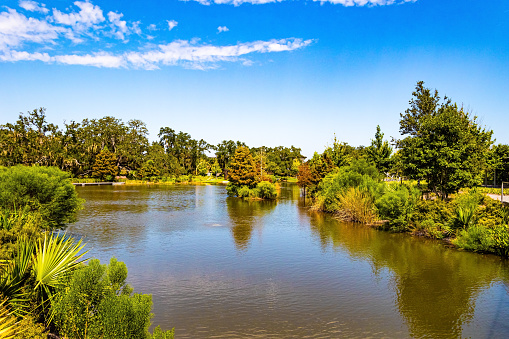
[69,184,509,338]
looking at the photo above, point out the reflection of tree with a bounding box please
[226,198,277,252]
[305,211,509,338]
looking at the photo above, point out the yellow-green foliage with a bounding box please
[51,258,153,339]
[13,316,46,339]
[148,326,175,339]
[338,187,377,224]
[0,299,19,339]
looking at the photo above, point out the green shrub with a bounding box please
[226,183,238,197]
[13,316,46,339]
[416,219,450,239]
[0,166,83,230]
[237,186,257,199]
[256,181,277,200]
[149,326,175,339]
[453,225,493,253]
[313,160,385,212]
[413,199,453,226]
[51,258,153,339]
[489,224,509,257]
[375,185,420,232]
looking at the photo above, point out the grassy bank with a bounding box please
[307,160,509,258]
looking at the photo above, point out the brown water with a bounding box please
[68,183,509,338]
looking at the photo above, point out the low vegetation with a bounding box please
[0,166,174,339]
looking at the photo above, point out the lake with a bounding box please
[68,183,509,338]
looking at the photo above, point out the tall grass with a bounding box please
[337,187,377,224]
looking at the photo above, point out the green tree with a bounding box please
[138,160,160,179]
[324,135,350,169]
[92,148,118,181]
[366,125,393,175]
[196,159,209,176]
[0,166,82,229]
[398,82,493,199]
[210,158,222,177]
[228,146,259,189]
[486,144,509,185]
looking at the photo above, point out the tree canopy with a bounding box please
[398,82,493,198]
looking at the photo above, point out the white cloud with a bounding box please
[107,11,128,40]
[192,0,279,5]
[0,8,63,51]
[0,1,314,70]
[126,38,313,69]
[167,20,178,31]
[19,1,49,14]
[190,0,415,5]
[54,52,125,68]
[52,1,105,31]
[313,0,416,5]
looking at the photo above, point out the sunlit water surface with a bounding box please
[68,183,509,338]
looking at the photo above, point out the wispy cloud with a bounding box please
[192,0,281,5]
[0,8,63,50]
[0,1,313,69]
[167,20,178,31]
[313,0,416,5]
[52,1,105,31]
[190,0,415,5]
[19,0,49,14]
[0,38,312,69]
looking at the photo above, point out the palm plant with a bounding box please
[455,205,477,229]
[33,233,87,316]
[0,298,19,339]
[0,234,87,320]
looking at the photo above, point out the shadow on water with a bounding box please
[304,209,509,338]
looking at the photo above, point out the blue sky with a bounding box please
[1,0,508,157]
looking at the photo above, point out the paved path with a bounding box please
[487,193,509,203]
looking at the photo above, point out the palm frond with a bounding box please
[33,233,87,293]
[0,299,20,339]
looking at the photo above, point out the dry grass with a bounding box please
[337,187,377,224]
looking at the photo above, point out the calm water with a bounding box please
[68,183,509,338]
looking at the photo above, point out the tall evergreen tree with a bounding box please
[366,125,393,175]
[92,147,118,181]
[228,146,259,188]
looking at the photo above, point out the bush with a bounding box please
[489,224,509,257]
[256,181,277,200]
[226,183,238,197]
[0,166,83,230]
[375,185,420,232]
[148,326,175,339]
[13,316,46,339]
[313,160,385,212]
[413,199,453,226]
[51,258,153,339]
[237,186,257,199]
[453,225,493,253]
[338,187,377,224]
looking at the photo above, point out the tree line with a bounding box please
[0,110,305,180]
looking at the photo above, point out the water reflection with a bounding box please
[226,198,277,251]
[306,211,509,338]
